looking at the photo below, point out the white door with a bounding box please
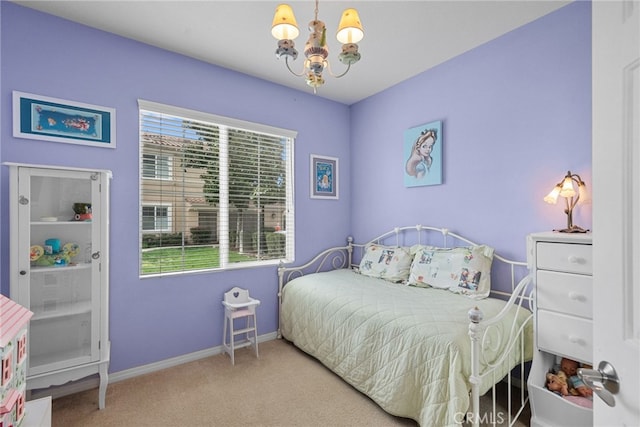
[592,0,640,425]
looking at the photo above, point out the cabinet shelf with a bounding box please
[31,221,91,226]
[30,264,91,274]
[30,264,91,273]
[30,351,92,376]
[31,300,92,321]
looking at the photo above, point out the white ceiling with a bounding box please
[13,0,572,105]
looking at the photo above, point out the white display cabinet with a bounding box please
[6,163,111,409]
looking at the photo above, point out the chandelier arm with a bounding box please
[324,60,352,79]
[284,56,307,78]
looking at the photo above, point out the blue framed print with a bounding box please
[403,120,443,187]
[310,154,339,199]
[13,91,116,148]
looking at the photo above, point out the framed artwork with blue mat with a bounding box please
[13,91,116,148]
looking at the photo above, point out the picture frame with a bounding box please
[403,120,443,187]
[310,154,339,199]
[12,91,116,148]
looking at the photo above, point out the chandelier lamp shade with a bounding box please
[543,170,591,233]
[271,1,364,93]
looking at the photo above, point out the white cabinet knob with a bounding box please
[567,255,589,265]
[569,334,582,344]
[568,291,586,301]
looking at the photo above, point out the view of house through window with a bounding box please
[139,100,296,276]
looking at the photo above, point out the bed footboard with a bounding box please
[277,240,353,338]
[468,275,534,427]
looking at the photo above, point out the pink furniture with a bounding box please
[0,295,33,427]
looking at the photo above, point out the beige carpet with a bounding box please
[49,339,529,427]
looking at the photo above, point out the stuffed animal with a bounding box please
[560,358,593,398]
[546,370,570,396]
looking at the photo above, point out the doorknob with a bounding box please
[577,360,619,407]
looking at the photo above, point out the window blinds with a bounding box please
[139,100,296,276]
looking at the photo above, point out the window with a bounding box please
[142,204,171,232]
[142,154,171,179]
[139,100,296,277]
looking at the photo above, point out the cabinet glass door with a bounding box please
[18,168,101,376]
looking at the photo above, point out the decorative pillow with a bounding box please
[358,244,413,283]
[407,245,495,299]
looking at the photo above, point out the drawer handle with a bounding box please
[568,255,585,264]
[568,334,583,344]
[568,291,586,302]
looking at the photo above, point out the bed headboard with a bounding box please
[348,225,529,299]
[277,225,532,319]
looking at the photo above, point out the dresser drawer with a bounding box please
[537,310,592,363]
[536,242,593,275]
[536,270,592,318]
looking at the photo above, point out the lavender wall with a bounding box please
[349,1,591,266]
[0,3,351,372]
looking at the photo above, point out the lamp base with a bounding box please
[554,225,590,233]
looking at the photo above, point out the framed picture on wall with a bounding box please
[12,91,116,148]
[310,154,339,199]
[403,120,443,187]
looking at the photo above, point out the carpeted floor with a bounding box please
[49,339,529,426]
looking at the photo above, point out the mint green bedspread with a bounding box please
[281,269,533,427]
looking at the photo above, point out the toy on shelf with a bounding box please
[44,238,61,254]
[544,357,594,409]
[30,241,79,267]
[62,242,80,258]
[72,202,92,221]
[560,357,594,398]
[546,370,569,396]
[30,245,44,261]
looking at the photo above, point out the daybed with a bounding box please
[278,226,533,427]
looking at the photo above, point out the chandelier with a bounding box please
[271,1,364,93]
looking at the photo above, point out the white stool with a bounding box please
[222,287,260,365]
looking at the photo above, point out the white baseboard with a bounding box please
[30,332,278,401]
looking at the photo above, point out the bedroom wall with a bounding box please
[0,2,351,373]
[349,1,591,269]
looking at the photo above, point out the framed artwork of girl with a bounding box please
[403,120,443,187]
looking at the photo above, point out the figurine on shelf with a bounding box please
[72,202,92,221]
[53,255,68,267]
[560,357,594,398]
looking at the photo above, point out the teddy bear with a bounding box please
[560,357,593,398]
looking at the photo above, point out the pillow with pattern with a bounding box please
[358,244,413,283]
[407,245,494,299]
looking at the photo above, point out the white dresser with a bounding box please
[527,232,593,427]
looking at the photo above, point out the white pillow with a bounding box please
[407,245,494,299]
[358,244,413,283]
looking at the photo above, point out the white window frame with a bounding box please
[138,99,296,277]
